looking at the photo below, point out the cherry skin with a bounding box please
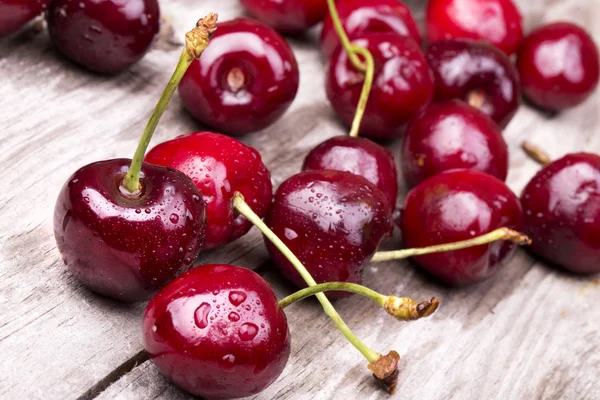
[0,0,50,37]
[302,135,398,207]
[520,153,600,274]
[426,40,521,128]
[239,0,328,35]
[53,159,206,302]
[517,22,600,111]
[145,132,272,250]
[144,264,290,399]
[401,100,508,188]
[320,0,421,59]
[426,0,523,55]
[401,169,523,286]
[178,18,299,136]
[327,33,434,140]
[265,170,394,297]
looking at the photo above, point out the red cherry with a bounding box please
[401,100,508,188]
[327,33,434,140]
[0,0,49,37]
[265,170,393,297]
[426,0,523,55]
[53,160,206,302]
[46,0,160,74]
[178,18,299,136]
[239,0,328,35]
[320,0,421,59]
[144,264,290,398]
[517,22,600,111]
[401,169,523,286]
[521,153,600,274]
[145,132,273,250]
[302,135,398,207]
[426,39,521,127]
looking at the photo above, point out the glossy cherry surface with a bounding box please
[426,39,521,128]
[239,0,328,35]
[53,159,206,302]
[320,0,421,59]
[0,0,50,37]
[426,0,523,55]
[144,264,290,399]
[179,18,299,136]
[517,22,600,111]
[145,132,272,250]
[302,135,398,207]
[46,0,160,74]
[521,153,600,274]
[401,100,508,188]
[327,33,434,140]
[401,169,523,286]
[265,170,394,297]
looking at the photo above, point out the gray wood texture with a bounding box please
[0,0,598,399]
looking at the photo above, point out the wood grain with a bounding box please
[0,0,599,399]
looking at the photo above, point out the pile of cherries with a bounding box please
[4,0,596,398]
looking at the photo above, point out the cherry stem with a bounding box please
[279,282,440,322]
[121,13,218,194]
[326,0,365,72]
[371,228,531,263]
[348,45,374,138]
[232,192,380,363]
[522,141,552,166]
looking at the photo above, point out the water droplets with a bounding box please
[194,302,211,329]
[238,322,258,341]
[228,311,240,322]
[169,213,179,224]
[228,291,247,306]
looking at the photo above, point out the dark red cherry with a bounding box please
[239,0,328,35]
[0,0,50,37]
[517,22,600,111]
[426,0,523,55]
[53,159,206,302]
[144,264,290,399]
[401,100,508,188]
[521,153,600,274]
[46,0,159,74]
[426,39,521,128]
[327,33,434,140]
[320,0,421,59]
[302,135,398,207]
[145,132,272,250]
[178,18,299,136]
[401,169,523,286]
[265,170,394,297]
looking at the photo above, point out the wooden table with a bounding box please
[1,0,599,399]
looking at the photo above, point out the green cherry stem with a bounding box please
[279,282,440,322]
[371,228,531,263]
[121,13,218,194]
[326,0,365,72]
[348,45,374,138]
[522,140,552,166]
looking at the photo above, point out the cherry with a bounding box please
[264,170,394,297]
[520,152,600,274]
[302,135,398,207]
[401,100,508,188]
[517,22,600,111]
[426,39,521,128]
[239,0,328,35]
[320,0,421,60]
[426,0,523,55]
[401,169,523,286]
[178,18,299,136]
[46,0,160,74]
[327,33,434,140]
[0,0,50,37]
[145,132,272,250]
[143,264,290,399]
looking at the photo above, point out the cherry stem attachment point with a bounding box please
[522,141,553,166]
[231,192,380,363]
[121,13,218,194]
[348,45,374,138]
[371,228,531,263]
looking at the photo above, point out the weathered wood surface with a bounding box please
[0,0,598,399]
